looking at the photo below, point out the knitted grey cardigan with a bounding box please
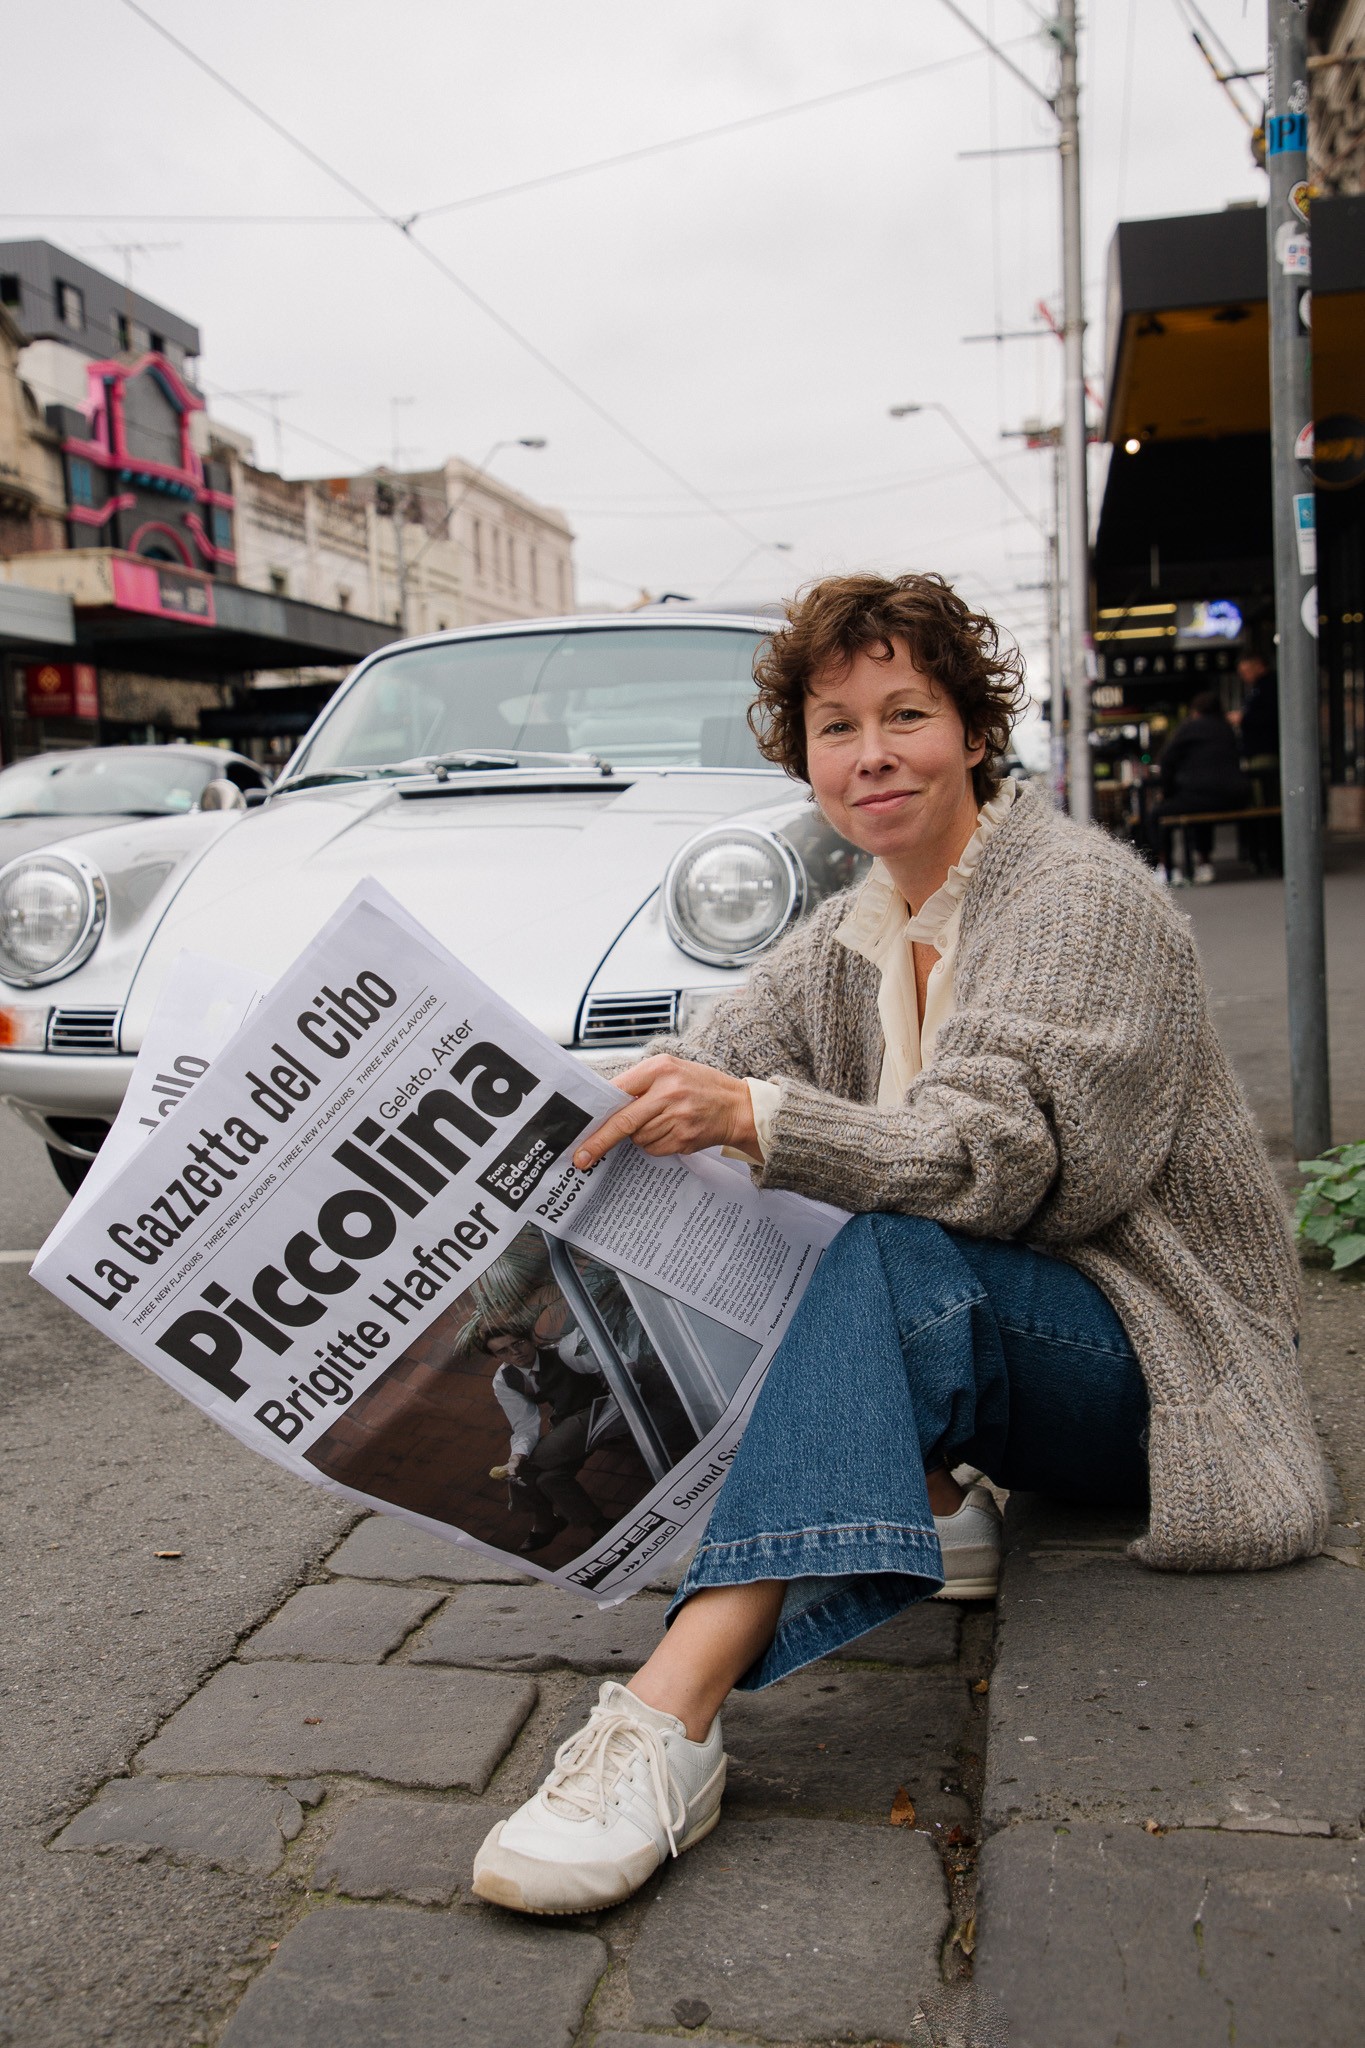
[650,782,1327,1573]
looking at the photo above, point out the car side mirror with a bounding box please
[199,778,247,811]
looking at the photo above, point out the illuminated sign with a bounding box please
[1175,600,1243,648]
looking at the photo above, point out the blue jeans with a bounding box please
[668,1213,1149,1690]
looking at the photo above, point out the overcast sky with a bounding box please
[3,0,1270,694]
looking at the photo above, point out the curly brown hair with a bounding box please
[750,571,1027,803]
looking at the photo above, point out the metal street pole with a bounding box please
[1056,0,1092,825]
[1049,431,1067,809]
[1266,0,1331,1157]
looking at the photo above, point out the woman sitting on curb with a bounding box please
[472,571,1326,1917]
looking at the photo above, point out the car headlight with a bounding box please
[0,853,107,987]
[664,826,804,967]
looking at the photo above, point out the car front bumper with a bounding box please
[0,1051,135,1154]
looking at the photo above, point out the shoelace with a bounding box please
[542,1705,687,1856]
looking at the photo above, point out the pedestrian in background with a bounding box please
[1148,688,1252,885]
[1235,649,1283,874]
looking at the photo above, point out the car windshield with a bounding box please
[0,749,218,818]
[290,626,774,778]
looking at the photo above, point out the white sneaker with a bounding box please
[471,1681,726,1915]
[1193,862,1216,886]
[931,1483,1002,1600]
[1153,863,1170,886]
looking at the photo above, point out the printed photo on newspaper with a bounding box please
[32,880,844,1600]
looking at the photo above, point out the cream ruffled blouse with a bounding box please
[746,778,1016,1153]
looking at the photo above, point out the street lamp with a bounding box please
[894,403,1064,809]
[888,402,1046,537]
[707,541,793,602]
[401,437,550,601]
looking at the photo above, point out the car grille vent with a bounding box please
[47,1007,122,1054]
[580,992,678,1045]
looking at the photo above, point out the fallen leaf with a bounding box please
[814,1742,827,1751]
[154,1550,183,1559]
[889,1786,916,1827]
[972,1678,989,1694]
[303,1717,322,1726]
[952,1915,977,1956]
[945,1824,965,1846]
[1143,1818,1166,1835]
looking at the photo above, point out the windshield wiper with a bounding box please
[278,768,385,792]
[382,748,615,778]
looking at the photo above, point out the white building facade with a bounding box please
[226,448,576,641]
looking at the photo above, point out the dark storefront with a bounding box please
[0,551,394,763]
[1094,198,1365,837]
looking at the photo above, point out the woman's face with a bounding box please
[803,638,986,866]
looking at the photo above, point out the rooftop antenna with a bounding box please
[236,391,300,472]
[80,239,181,354]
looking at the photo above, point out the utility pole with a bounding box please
[1047,429,1066,810]
[388,397,416,635]
[1055,0,1092,825]
[1266,0,1331,1157]
[937,0,1093,822]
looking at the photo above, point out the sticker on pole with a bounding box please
[1292,493,1317,576]
[1301,584,1319,641]
[1275,221,1311,277]
[1294,421,1315,467]
[1288,180,1312,224]
[1265,111,1307,157]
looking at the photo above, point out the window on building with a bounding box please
[0,275,20,310]
[491,530,502,583]
[114,311,131,352]
[471,519,483,576]
[149,330,165,355]
[507,537,517,587]
[557,559,568,610]
[529,546,539,600]
[269,569,288,596]
[57,281,84,330]
[68,458,96,508]
[210,506,233,549]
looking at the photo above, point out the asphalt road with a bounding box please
[1,1117,356,2047]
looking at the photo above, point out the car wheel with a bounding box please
[47,1146,92,1197]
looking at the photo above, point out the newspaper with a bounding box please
[33,881,844,1599]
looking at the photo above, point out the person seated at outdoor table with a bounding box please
[1147,688,1253,886]
[471,571,1326,1918]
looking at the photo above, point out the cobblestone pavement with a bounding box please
[47,1511,1001,2048]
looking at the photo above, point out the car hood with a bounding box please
[0,813,160,861]
[121,770,785,1047]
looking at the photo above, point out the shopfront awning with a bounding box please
[0,581,75,654]
[0,551,396,679]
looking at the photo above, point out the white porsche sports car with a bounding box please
[0,612,868,1194]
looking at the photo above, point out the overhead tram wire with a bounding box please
[200,384,374,471]
[565,447,1040,518]
[3,34,1040,231]
[116,0,788,564]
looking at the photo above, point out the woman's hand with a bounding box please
[573,1055,760,1170]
